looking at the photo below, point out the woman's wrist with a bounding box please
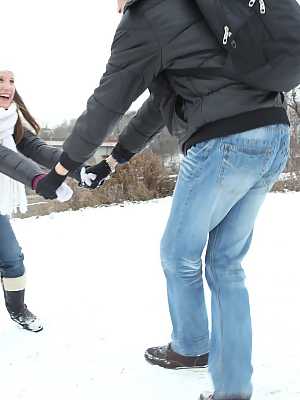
[32,174,47,190]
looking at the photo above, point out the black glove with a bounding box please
[81,160,112,189]
[70,166,85,184]
[35,168,67,199]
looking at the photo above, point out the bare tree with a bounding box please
[286,87,300,171]
[287,88,300,117]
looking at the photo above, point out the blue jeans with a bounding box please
[0,215,25,278]
[160,124,290,399]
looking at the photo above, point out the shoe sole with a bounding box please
[144,352,208,370]
[12,320,44,333]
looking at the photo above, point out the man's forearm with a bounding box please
[61,95,124,170]
[117,96,165,155]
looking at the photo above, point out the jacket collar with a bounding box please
[124,0,141,13]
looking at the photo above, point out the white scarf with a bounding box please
[0,103,27,215]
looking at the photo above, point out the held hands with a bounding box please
[56,183,73,202]
[80,156,118,189]
[34,156,118,200]
[34,167,73,201]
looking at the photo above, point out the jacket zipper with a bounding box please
[249,0,266,15]
[223,0,267,46]
[216,0,231,45]
[223,26,232,45]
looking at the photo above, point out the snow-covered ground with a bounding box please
[0,193,299,400]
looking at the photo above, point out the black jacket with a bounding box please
[62,0,288,168]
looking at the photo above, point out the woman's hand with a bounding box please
[34,165,68,199]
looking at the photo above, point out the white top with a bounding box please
[0,103,27,215]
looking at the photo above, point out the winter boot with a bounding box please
[144,343,208,369]
[2,276,43,332]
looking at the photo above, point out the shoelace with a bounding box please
[223,0,266,45]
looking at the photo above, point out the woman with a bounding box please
[0,68,73,332]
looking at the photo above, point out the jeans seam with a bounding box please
[207,223,225,392]
[261,133,289,188]
[166,160,199,260]
[216,139,225,186]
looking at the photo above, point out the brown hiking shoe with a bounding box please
[199,395,214,400]
[199,394,250,400]
[144,343,208,369]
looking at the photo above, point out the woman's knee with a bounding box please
[0,253,25,278]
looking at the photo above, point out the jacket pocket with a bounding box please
[170,96,188,139]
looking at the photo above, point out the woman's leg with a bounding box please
[0,214,25,279]
[0,214,43,332]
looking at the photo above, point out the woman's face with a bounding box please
[0,70,15,109]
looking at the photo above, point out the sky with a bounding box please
[2,1,300,128]
[2,0,148,127]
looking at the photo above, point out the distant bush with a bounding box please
[271,171,300,192]
[16,150,176,219]
[23,152,300,220]
[66,149,176,211]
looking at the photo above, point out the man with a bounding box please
[36,1,290,399]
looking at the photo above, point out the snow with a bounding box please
[0,194,300,400]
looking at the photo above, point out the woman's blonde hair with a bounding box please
[13,90,40,144]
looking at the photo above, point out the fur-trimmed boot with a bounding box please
[2,275,43,332]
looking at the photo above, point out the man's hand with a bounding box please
[80,156,118,189]
[35,167,68,199]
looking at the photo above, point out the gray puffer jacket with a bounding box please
[62,0,287,167]
[0,130,62,188]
